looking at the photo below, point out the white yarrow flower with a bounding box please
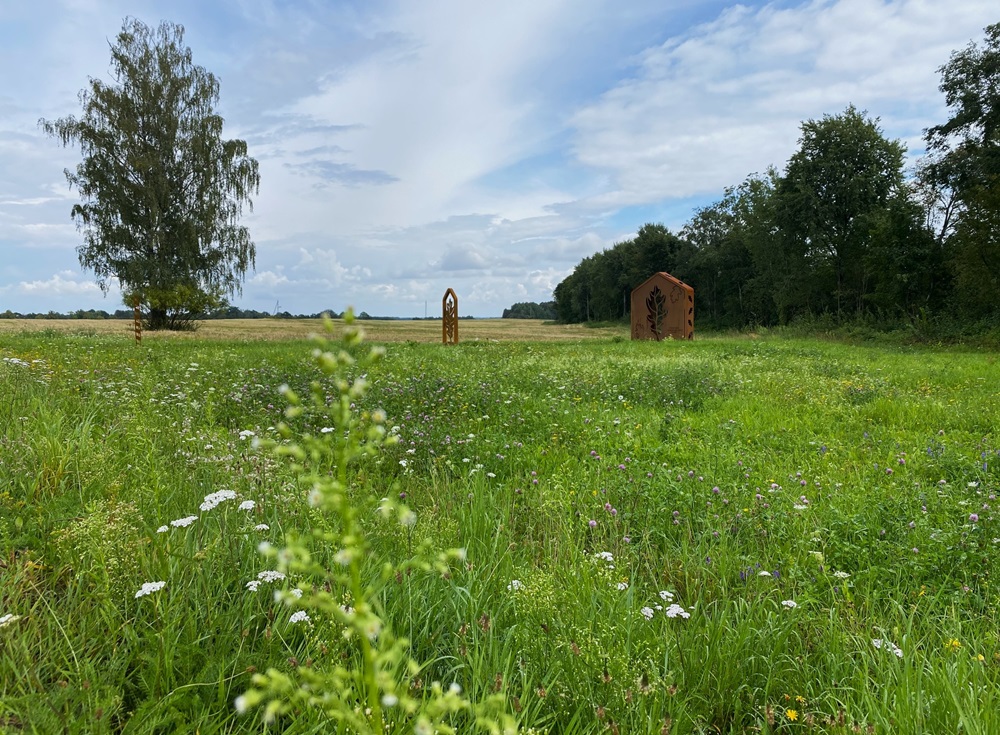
[640,606,655,620]
[873,638,903,658]
[833,570,851,579]
[616,581,629,591]
[156,525,169,533]
[200,489,237,512]
[658,590,674,601]
[257,570,286,583]
[289,610,311,624]
[507,580,524,592]
[664,604,690,619]
[781,600,797,608]
[238,500,256,511]
[254,523,270,531]
[135,581,166,598]
[170,515,198,528]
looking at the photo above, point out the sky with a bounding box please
[0,0,996,317]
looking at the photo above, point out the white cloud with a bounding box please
[14,270,106,296]
[248,269,290,288]
[570,0,998,204]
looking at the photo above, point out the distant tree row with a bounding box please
[502,301,557,319]
[0,307,344,320]
[555,24,1000,329]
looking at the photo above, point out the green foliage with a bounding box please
[553,224,693,323]
[2,330,1000,733]
[682,171,779,327]
[238,313,515,734]
[53,499,145,604]
[501,302,557,320]
[773,106,910,319]
[39,18,260,331]
[922,22,1000,319]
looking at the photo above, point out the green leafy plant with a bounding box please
[237,312,515,734]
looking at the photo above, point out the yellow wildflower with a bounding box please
[946,638,961,653]
[786,709,798,721]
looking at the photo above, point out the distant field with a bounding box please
[0,317,626,342]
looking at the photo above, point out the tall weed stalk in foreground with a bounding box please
[237,312,515,734]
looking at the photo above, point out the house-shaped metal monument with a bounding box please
[630,272,694,341]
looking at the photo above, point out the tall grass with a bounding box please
[0,331,998,733]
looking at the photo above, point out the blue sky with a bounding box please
[0,0,996,317]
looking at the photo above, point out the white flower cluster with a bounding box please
[782,600,798,609]
[507,580,524,592]
[289,610,311,624]
[247,570,287,592]
[135,581,166,598]
[201,489,237,512]
[170,515,198,528]
[663,604,690,619]
[2,357,29,368]
[238,500,256,511]
[872,639,903,658]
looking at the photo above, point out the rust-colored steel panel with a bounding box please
[630,273,694,341]
[442,288,459,345]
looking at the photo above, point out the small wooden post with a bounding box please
[442,288,458,345]
[133,298,142,345]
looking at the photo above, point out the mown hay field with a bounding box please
[0,317,625,342]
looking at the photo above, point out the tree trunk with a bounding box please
[147,307,169,330]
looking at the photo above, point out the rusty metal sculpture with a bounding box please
[133,298,142,345]
[442,288,459,344]
[630,272,694,340]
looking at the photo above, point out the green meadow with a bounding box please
[1,323,998,734]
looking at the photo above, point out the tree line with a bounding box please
[502,301,557,319]
[0,307,343,320]
[554,24,1000,330]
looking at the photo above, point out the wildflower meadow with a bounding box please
[1,320,999,733]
